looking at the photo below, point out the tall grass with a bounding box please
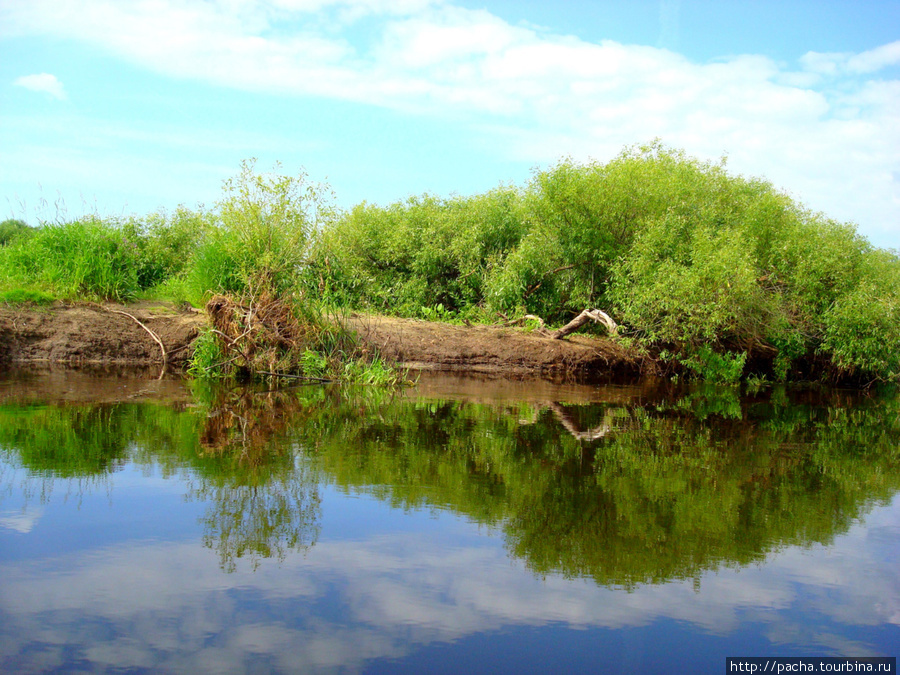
[0,219,140,301]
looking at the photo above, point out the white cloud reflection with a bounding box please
[1,496,898,673]
[0,507,44,533]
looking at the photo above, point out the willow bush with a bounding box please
[185,159,334,303]
[314,142,900,382]
[312,186,527,318]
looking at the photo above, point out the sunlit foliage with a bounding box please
[1,144,897,381]
[314,142,900,382]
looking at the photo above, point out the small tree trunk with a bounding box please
[551,309,618,339]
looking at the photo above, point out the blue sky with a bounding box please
[1,0,898,248]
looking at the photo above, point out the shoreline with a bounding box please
[0,302,646,379]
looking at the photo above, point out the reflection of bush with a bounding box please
[2,384,898,583]
[191,389,322,572]
[193,475,320,573]
[0,391,323,573]
[0,404,134,477]
[304,386,900,587]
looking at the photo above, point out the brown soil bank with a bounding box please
[0,302,205,366]
[0,303,645,377]
[347,314,644,376]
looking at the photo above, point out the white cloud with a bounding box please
[12,73,67,100]
[801,40,900,75]
[1,0,898,245]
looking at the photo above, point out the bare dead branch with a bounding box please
[551,309,618,339]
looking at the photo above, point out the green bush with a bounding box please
[313,187,527,316]
[0,219,33,246]
[608,216,769,365]
[122,207,208,292]
[313,141,900,382]
[5,148,897,383]
[822,283,900,381]
[186,159,333,304]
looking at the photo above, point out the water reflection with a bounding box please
[191,389,322,571]
[1,374,898,585]
[1,509,897,672]
[1,371,899,672]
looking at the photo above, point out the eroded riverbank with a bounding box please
[0,302,644,377]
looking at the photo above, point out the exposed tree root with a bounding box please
[206,292,315,376]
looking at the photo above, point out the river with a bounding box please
[1,368,898,673]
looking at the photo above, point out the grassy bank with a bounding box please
[2,144,899,384]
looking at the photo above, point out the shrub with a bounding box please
[123,207,208,292]
[609,216,769,355]
[313,187,527,316]
[821,281,900,382]
[313,141,900,382]
[186,159,334,304]
[0,219,33,246]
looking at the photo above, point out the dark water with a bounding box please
[1,368,898,674]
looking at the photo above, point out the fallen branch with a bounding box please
[548,402,614,442]
[110,309,168,364]
[551,309,618,339]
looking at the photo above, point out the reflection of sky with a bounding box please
[1,467,899,674]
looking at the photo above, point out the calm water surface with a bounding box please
[1,369,898,674]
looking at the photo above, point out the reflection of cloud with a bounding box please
[0,507,43,533]
[2,498,898,672]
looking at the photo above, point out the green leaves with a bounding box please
[306,141,900,382]
[188,159,334,301]
[3,151,896,383]
[610,216,767,358]
[822,283,900,381]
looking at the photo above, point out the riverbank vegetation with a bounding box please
[1,142,898,383]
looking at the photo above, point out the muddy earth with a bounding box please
[348,314,642,376]
[0,302,644,377]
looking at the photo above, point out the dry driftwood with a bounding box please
[498,314,546,329]
[551,309,618,340]
[548,402,614,441]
